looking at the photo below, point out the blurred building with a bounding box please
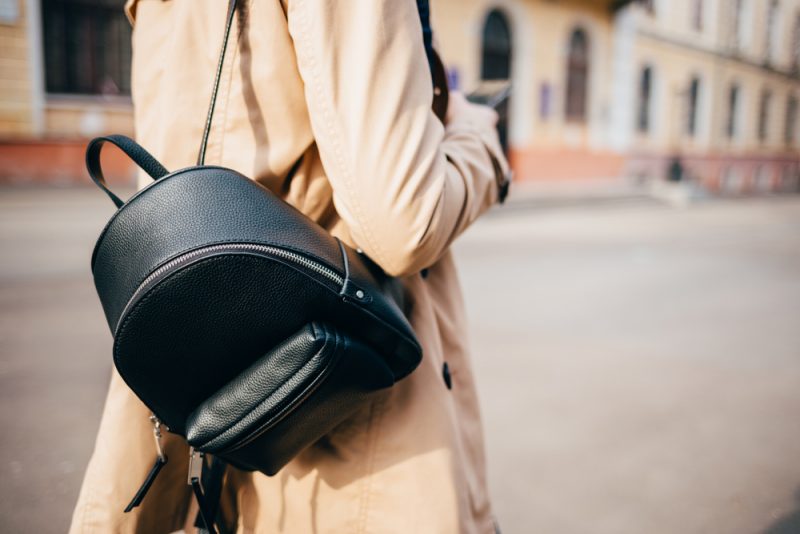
[627,0,800,193]
[1,0,798,193]
[435,0,800,191]
[0,0,134,184]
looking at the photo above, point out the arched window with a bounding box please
[565,28,589,122]
[480,10,512,81]
[687,77,701,137]
[637,66,653,134]
[480,9,512,152]
[726,84,740,139]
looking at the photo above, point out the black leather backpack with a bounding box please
[86,1,446,531]
[90,133,423,470]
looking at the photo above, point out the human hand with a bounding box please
[445,91,499,130]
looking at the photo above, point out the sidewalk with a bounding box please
[502,178,656,210]
[502,177,723,211]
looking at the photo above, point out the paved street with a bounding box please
[1,188,799,533]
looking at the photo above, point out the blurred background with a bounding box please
[1,0,799,532]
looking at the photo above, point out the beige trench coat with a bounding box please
[70,1,509,532]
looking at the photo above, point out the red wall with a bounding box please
[0,140,137,186]
[510,147,627,181]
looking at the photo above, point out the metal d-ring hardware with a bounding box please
[150,414,166,462]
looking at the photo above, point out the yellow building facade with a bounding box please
[1,0,797,191]
[434,0,631,180]
[626,0,800,192]
[434,0,800,190]
[0,0,134,184]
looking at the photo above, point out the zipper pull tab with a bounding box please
[123,415,169,513]
[188,447,219,534]
[151,414,166,462]
[188,447,204,485]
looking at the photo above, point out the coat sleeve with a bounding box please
[286,0,508,277]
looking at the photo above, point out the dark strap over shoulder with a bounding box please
[197,0,239,166]
[85,134,169,208]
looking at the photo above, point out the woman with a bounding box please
[71,0,508,532]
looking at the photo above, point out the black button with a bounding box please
[420,268,429,279]
[442,362,452,390]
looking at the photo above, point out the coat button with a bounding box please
[442,362,452,390]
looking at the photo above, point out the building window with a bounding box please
[42,0,131,95]
[792,14,800,72]
[540,83,552,120]
[481,10,512,81]
[692,0,704,31]
[480,9,512,152]
[758,89,772,142]
[765,0,780,63]
[565,28,590,122]
[687,77,701,137]
[726,84,740,139]
[637,66,653,134]
[786,95,798,145]
[732,0,744,49]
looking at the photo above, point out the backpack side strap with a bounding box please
[86,134,170,208]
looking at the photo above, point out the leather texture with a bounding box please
[90,136,422,474]
[92,164,345,329]
[186,322,394,474]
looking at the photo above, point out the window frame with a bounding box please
[692,0,704,32]
[785,94,798,145]
[480,9,513,82]
[41,0,132,97]
[764,0,780,64]
[726,83,740,140]
[758,88,773,143]
[565,27,590,123]
[687,76,701,137]
[637,65,653,134]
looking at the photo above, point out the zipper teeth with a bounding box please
[142,243,342,288]
[118,243,344,331]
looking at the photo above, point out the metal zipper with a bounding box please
[115,243,344,333]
